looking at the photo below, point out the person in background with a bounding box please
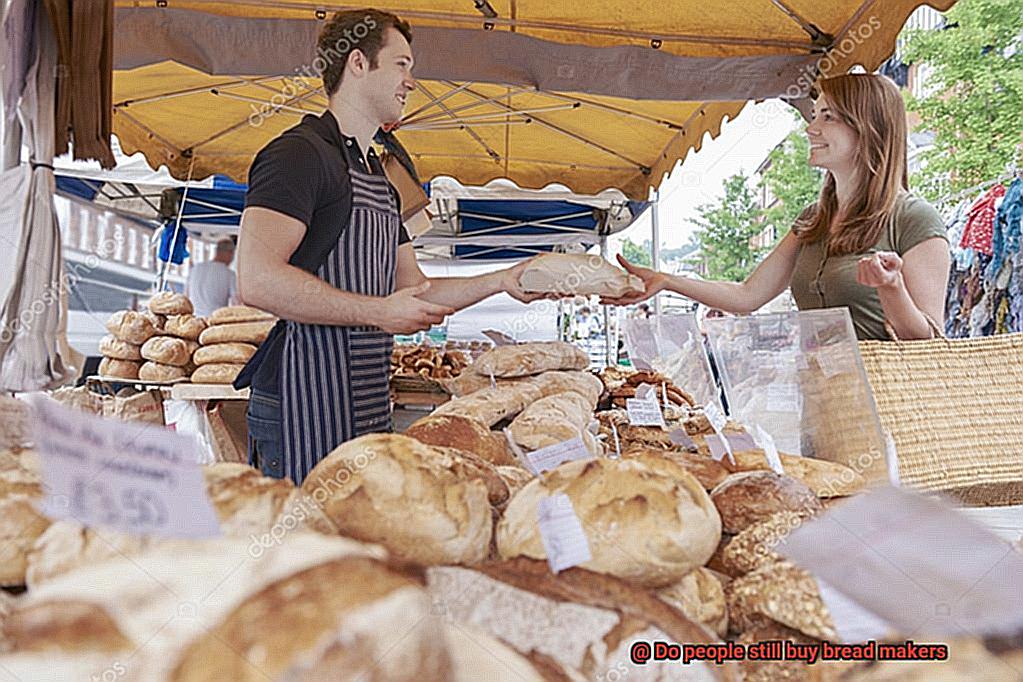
[604,73,949,341]
[185,237,238,317]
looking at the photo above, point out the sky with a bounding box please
[611,98,802,252]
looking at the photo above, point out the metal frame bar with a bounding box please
[402,84,539,126]
[413,81,501,161]
[405,102,577,128]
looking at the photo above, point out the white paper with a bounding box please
[626,398,666,428]
[525,437,593,474]
[537,494,592,573]
[668,428,696,451]
[703,402,727,433]
[610,421,622,458]
[502,427,531,469]
[489,372,497,389]
[725,432,757,451]
[705,433,734,463]
[815,577,893,643]
[31,397,221,538]
[816,346,847,379]
[779,486,1023,639]
[885,433,900,486]
[754,425,785,475]
[634,382,657,402]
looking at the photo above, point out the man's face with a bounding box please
[364,27,415,125]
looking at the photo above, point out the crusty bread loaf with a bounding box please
[0,396,33,448]
[193,342,257,366]
[98,356,140,380]
[138,361,188,382]
[434,382,543,426]
[190,363,243,385]
[508,391,601,456]
[405,413,517,467]
[711,471,823,534]
[163,314,208,341]
[656,567,728,638]
[445,623,579,682]
[622,447,730,490]
[721,510,806,577]
[302,434,493,565]
[473,341,588,378]
[494,465,534,498]
[738,622,840,682]
[98,334,141,361]
[725,560,837,641]
[209,305,275,325]
[725,450,867,497]
[199,319,275,345]
[147,291,193,315]
[104,310,157,344]
[517,253,644,297]
[0,456,49,587]
[529,370,603,406]
[497,453,721,587]
[140,336,192,366]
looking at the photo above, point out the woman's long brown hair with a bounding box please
[793,74,909,255]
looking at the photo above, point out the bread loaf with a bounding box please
[163,314,208,341]
[199,319,275,345]
[721,510,806,576]
[209,305,275,325]
[622,447,730,490]
[190,363,243,385]
[508,391,601,456]
[193,342,257,366]
[98,334,141,361]
[0,396,33,448]
[138,361,188,382]
[656,567,728,638]
[104,310,156,344]
[405,413,517,467]
[711,471,823,534]
[517,253,644,297]
[473,341,588,378]
[725,450,867,497]
[0,456,49,586]
[140,336,192,366]
[529,370,603,406]
[147,291,193,315]
[725,560,837,641]
[302,434,493,565]
[497,453,721,587]
[97,357,140,380]
[434,382,543,426]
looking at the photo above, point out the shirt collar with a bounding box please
[305,110,379,166]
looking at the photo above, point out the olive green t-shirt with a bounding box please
[789,193,948,341]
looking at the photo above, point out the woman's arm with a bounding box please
[602,232,802,314]
[857,237,950,339]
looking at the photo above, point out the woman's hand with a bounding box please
[600,254,670,305]
[856,251,904,291]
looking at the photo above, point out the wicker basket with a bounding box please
[859,327,1023,506]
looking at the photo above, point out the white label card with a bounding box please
[525,437,593,474]
[537,494,592,574]
[816,346,848,379]
[626,398,666,428]
[705,433,734,464]
[703,402,727,433]
[31,397,221,539]
[754,425,785,475]
[668,428,697,451]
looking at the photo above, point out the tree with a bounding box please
[620,237,652,267]
[693,173,764,281]
[901,0,1023,199]
[759,120,823,243]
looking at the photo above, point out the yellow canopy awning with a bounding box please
[112,1,955,198]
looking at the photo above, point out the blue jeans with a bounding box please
[247,390,285,479]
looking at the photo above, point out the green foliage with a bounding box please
[620,237,652,267]
[901,0,1023,199]
[693,173,765,281]
[759,122,823,243]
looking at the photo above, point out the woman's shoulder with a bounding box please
[892,192,947,251]
[898,192,942,223]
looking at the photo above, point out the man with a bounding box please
[185,237,237,317]
[235,9,543,483]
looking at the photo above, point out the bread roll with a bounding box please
[725,561,837,641]
[98,356,140,380]
[163,314,208,341]
[302,434,492,565]
[405,413,517,467]
[725,450,867,497]
[98,334,141,361]
[190,363,243,385]
[140,336,191,366]
[497,453,721,587]
[711,471,823,534]
[209,305,275,325]
[199,319,275,345]
[517,253,644,297]
[104,310,157,344]
[147,290,193,315]
[193,342,257,366]
[656,567,728,638]
[473,341,588,378]
[138,361,188,382]
[142,310,166,330]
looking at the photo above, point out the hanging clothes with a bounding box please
[960,184,1006,255]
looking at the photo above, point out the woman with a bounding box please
[606,74,949,341]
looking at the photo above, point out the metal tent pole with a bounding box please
[600,235,613,368]
[650,190,662,317]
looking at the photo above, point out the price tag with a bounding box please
[725,432,757,451]
[754,425,785,475]
[30,397,221,538]
[625,398,666,428]
[610,421,622,458]
[483,329,517,346]
[703,402,727,433]
[705,433,734,463]
[817,346,847,379]
[537,494,592,574]
[525,437,593,474]
[668,428,697,451]
[661,382,670,409]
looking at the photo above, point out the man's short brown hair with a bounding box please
[317,9,412,97]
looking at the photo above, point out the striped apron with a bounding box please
[279,161,397,483]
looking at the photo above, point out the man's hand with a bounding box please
[374,282,455,334]
[857,251,903,291]
[498,257,551,304]
[600,254,669,306]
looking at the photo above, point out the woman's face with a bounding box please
[806,96,859,174]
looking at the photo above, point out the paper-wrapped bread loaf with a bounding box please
[517,253,644,297]
[473,341,588,378]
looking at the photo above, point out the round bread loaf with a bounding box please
[98,334,141,361]
[190,363,243,385]
[147,291,193,315]
[209,305,274,325]
[405,413,517,466]
[138,361,187,382]
[193,342,257,366]
[656,567,728,637]
[199,319,275,345]
[98,357,141,380]
[710,471,823,534]
[302,434,493,565]
[104,310,157,344]
[496,452,722,587]
[163,314,207,341]
[725,560,836,640]
[721,510,807,576]
[140,336,192,366]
